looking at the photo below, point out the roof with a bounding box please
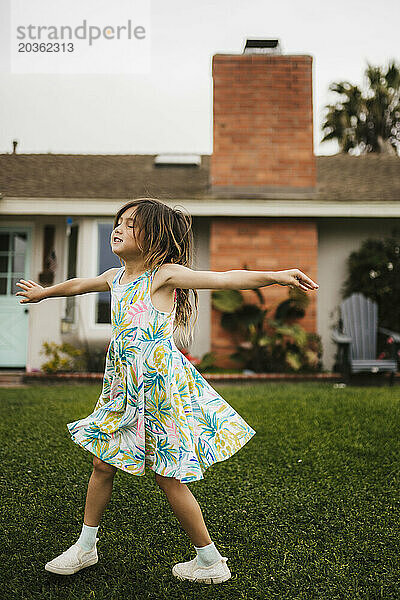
[0,152,399,201]
[316,154,400,201]
[0,154,211,200]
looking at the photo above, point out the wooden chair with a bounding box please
[331,293,400,386]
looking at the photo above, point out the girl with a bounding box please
[15,198,318,585]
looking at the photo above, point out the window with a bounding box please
[96,222,120,323]
[0,230,28,295]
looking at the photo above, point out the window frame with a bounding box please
[0,226,32,296]
[62,223,79,325]
[92,218,121,328]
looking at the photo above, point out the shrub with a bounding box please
[40,341,86,373]
[40,341,107,373]
[337,228,400,363]
[211,286,323,373]
[341,228,400,331]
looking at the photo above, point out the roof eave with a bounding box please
[1,196,399,217]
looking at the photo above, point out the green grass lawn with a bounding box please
[1,382,399,600]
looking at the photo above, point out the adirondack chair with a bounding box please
[332,293,400,386]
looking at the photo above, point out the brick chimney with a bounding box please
[210,39,316,196]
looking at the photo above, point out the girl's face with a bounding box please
[111,207,144,259]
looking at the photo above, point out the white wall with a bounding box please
[317,217,399,371]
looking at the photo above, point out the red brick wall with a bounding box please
[210,218,318,368]
[211,54,315,192]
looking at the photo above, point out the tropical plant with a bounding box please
[211,287,323,373]
[321,60,400,154]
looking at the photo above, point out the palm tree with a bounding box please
[321,61,400,155]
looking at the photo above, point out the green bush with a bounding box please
[341,228,400,332]
[40,341,86,373]
[334,229,400,365]
[211,287,323,373]
[40,341,107,373]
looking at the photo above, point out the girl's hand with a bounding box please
[274,269,318,292]
[15,279,46,303]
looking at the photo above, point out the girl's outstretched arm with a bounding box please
[162,264,318,293]
[15,268,119,304]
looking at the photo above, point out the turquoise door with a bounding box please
[0,227,32,367]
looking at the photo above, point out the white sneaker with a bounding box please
[45,538,99,575]
[172,555,231,584]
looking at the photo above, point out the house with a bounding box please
[1,39,399,372]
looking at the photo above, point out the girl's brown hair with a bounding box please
[113,197,199,347]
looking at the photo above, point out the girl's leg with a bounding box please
[83,456,118,526]
[154,472,211,547]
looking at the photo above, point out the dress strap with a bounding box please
[111,266,124,287]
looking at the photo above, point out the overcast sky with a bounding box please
[1,0,399,156]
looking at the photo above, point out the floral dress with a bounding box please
[67,265,256,483]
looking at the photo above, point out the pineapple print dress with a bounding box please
[67,265,256,483]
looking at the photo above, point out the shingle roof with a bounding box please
[0,154,211,199]
[0,152,399,201]
[316,153,400,201]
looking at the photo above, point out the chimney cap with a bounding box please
[243,39,282,54]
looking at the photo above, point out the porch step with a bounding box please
[0,370,27,387]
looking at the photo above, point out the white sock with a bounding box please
[76,523,99,551]
[194,541,222,567]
